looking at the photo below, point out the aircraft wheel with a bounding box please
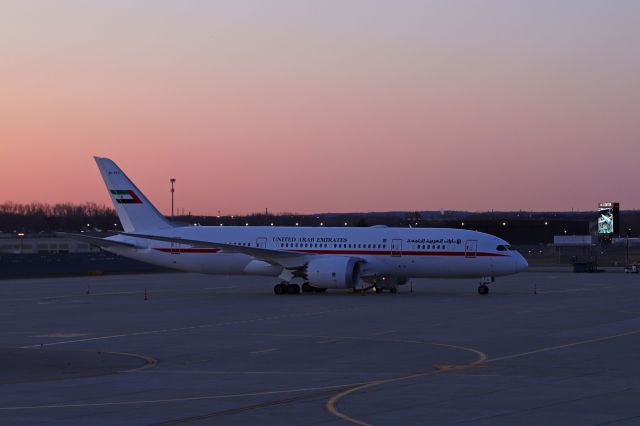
[478,285,489,295]
[374,286,383,294]
[274,283,286,295]
[302,283,313,293]
[287,284,301,295]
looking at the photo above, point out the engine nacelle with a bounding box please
[306,256,362,289]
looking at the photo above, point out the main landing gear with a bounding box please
[274,282,326,295]
[372,286,398,294]
[274,282,299,295]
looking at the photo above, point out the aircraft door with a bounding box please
[170,239,181,255]
[391,239,402,257]
[465,240,477,258]
[256,237,267,249]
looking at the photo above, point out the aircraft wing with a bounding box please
[56,232,142,249]
[120,232,309,268]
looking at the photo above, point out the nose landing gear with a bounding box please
[477,276,494,295]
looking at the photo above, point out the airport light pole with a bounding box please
[170,178,176,218]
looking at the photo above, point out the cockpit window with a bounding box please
[497,245,511,251]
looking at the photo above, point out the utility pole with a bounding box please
[170,178,176,218]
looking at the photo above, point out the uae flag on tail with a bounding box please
[110,189,142,204]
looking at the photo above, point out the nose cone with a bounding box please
[515,253,528,272]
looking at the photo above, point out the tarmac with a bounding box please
[0,269,639,425]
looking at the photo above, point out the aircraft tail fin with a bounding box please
[94,157,174,232]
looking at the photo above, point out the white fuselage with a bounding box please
[106,226,527,281]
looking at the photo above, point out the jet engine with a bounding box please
[306,256,362,289]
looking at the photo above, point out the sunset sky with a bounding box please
[1,1,639,215]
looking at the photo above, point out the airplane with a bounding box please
[62,157,528,295]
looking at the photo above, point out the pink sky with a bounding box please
[1,1,639,215]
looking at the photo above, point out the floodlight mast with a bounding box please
[170,178,176,218]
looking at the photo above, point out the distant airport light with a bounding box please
[320,222,324,226]
[87,223,91,227]
[17,232,25,237]
[295,222,299,226]
[245,223,249,226]
[270,223,274,226]
[219,223,223,226]
[461,222,465,227]
[502,222,507,226]
[344,222,348,226]
[544,221,549,226]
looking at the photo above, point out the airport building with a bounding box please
[0,235,100,254]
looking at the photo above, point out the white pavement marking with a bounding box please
[32,333,88,338]
[204,286,237,290]
[250,348,278,354]
[2,286,239,304]
[0,382,366,411]
[19,307,360,349]
[127,369,392,376]
[316,339,342,344]
[371,330,396,336]
[487,329,640,363]
[537,288,589,294]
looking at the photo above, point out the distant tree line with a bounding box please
[0,202,118,233]
[3,201,640,244]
